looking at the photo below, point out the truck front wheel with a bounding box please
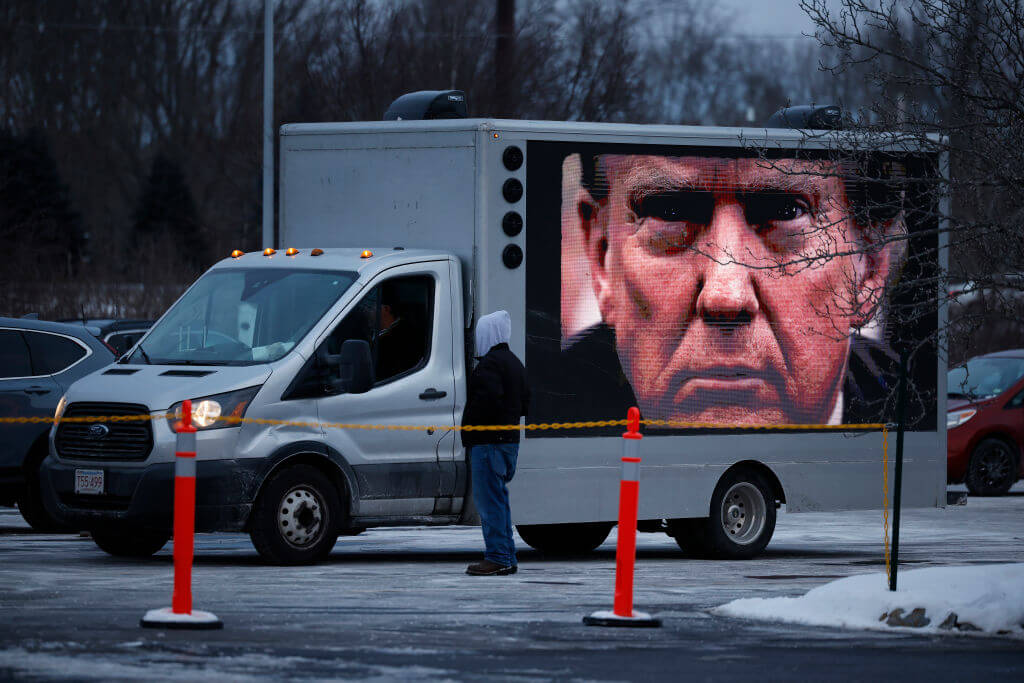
[249,465,341,565]
[667,468,777,559]
[92,530,170,558]
[516,522,613,555]
[18,445,74,533]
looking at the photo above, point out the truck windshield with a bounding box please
[948,357,1024,400]
[128,268,357,366]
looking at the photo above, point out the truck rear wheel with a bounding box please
[92,530,170,558]
[667,468,776,560]
[516,522,613,555]
[249,465,341,565]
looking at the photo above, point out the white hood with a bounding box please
[475,310,511,357]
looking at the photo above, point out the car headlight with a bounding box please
[54,394,68,423]
[167,386,261,431]
[946,408,977,429]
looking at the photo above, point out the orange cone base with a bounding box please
[583,609,661,628]
[140,607,223,630]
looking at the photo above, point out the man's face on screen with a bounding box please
[582,154,887,425]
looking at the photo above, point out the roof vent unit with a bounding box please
[765,105,842,130]
[383,90,468,121]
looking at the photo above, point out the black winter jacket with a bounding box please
[461,343,530,447]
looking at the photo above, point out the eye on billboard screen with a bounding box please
[525,141,939,435]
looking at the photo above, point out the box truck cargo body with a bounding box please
[280,119,947,517]
[41,119,946,564]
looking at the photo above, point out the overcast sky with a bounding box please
[717,0,822,37]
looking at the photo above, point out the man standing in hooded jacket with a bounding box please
[462,310,530,576]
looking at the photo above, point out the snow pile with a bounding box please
[715,563,1024,637]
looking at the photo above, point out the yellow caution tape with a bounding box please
[0,414,889,431]
[6,411,893,572]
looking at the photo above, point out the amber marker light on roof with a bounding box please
[230,250,244,258]
[360,250,373,259]
[285,247,299,256]
[310,248,324,256]
[263,248,276,256]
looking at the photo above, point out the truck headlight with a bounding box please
[946,408,977,429]
[168,386,261,431]
[54,394,68,423]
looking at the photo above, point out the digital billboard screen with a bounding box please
[525,141,939,435]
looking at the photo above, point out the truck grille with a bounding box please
[55,402,153,461]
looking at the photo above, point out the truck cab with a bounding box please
[42,247,469,564]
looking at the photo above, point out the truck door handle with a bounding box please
[419,388,447,400]
[22,386,51,395]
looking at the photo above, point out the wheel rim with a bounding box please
[719,482,767,545]
[277,485,326,548]
[975,443,1015,489]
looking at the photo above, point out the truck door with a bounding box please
[315,261,457,517]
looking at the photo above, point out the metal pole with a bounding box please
[495,0,515,117]
[262,0,274,249]
[889,350,908,591]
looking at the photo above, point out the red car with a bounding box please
[947,349,1024,495]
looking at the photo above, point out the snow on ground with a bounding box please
[2,484,1023,680]
[716,563,1024,637]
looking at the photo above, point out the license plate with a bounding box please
[75,469,104,495]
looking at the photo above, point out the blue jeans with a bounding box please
[471,443,519,567]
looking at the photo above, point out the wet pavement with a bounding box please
[1,485,1022,681]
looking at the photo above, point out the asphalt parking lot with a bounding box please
[1,485,1022,682]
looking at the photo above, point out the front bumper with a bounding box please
[40,457,264,533]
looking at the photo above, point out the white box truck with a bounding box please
[42,115,947,564]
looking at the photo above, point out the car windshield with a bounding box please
[948,357,1024,400]
[128,268,357,366]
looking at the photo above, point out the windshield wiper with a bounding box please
[121,344,152,364]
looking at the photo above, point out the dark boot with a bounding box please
[466,560,517,576]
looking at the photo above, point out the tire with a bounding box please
[249,465,341,565]
[17,456,74,533]
[92,529,170,558]
[665,518,708,557]
[516,522,613,555]
[667,468,777,560]
[965,438,1018,496]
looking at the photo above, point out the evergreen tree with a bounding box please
[0,128,84,279]
[132,153,208,276]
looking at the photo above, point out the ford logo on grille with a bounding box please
[87,424,110,439]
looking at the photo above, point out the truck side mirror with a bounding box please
[315,345,344,394]
[338,339,375,394]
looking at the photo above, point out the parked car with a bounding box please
[58,318,154,357]
[947,349,1024,495]
[0,317,115,529]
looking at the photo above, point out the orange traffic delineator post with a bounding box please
[583,407,661,628]
[141,399,222,630]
